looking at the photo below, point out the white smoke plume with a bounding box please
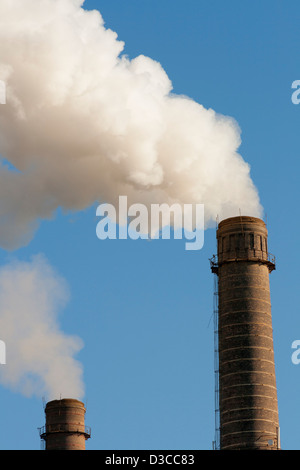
[0,255,84,400]
[0,0,262,250]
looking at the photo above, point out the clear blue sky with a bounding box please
[0,0,300,450]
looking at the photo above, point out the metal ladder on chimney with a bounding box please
[212,273,220,450]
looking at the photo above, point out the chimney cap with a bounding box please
[218,215,266,229]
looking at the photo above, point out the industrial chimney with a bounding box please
[210,216,280,450]
[39,398,91,450]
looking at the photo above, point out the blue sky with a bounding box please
[0,0,300,450]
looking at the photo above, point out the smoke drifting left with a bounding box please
[0,0,262,251]
[0,255,84,401]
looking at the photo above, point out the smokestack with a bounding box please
[211,216,280,450]
[39,398,91,450]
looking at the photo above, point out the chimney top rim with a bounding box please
[45,398,85,409]
[218,216,266,229]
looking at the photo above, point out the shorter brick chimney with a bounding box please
[39,398,91,450]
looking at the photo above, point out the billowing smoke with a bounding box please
[0,255,84,400]
[0,0,262,250]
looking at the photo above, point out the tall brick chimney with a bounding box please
[211,216,280,450]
